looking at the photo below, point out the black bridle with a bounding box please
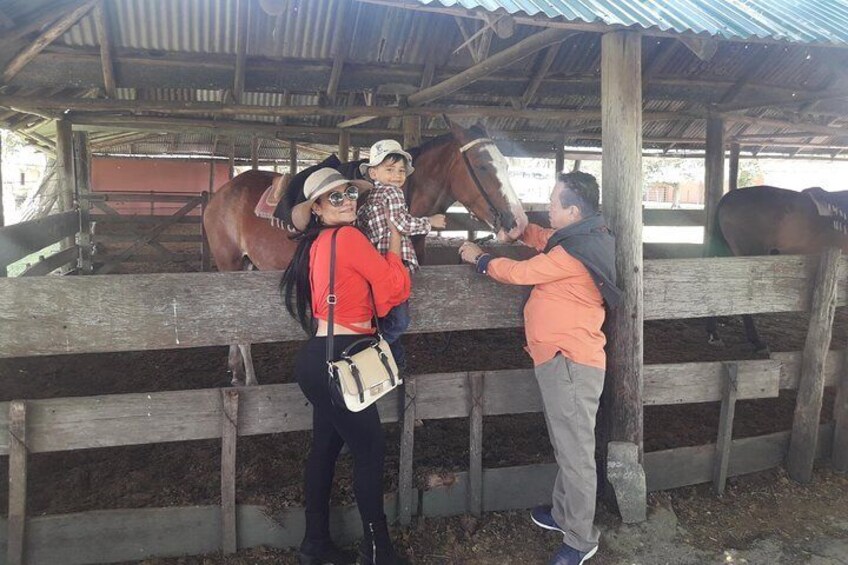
[458,137,512,233]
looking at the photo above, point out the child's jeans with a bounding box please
[379,301,410,372]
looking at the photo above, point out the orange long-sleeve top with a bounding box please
[310,226,411,333]
[486,223,607,369]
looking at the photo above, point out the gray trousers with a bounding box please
[535,353,604,552]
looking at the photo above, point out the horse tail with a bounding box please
[705,196,732,258]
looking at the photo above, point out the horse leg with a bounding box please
[706,317,724,347]
[228,344,246,386]
[743,315,769,354]
[239,343,259,386]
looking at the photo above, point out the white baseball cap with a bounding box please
[359,139,415,177]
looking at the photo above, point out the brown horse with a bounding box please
[706,185,848,351]
[204,122,528,385]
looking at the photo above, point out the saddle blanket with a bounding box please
[254,173,292,229]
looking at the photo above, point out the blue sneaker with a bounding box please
[531,505,566,534]
[549,543,598,565]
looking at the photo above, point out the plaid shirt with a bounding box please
[358,181,431,271]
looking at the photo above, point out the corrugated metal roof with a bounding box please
[412,0,848,45]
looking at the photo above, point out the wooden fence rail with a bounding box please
[0,212,78,270]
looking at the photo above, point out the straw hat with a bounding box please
[291,168,371,231]
[358,139,415,177]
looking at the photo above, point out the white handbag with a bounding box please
[325,229,401,412]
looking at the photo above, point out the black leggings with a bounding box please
[295,335,386,526]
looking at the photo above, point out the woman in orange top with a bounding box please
[281,168,410,565]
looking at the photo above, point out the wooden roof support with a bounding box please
[93,0,116,98]
[233,0,250,103]
[0,0,81,47]
[2,0,97,83]
[327,0,359,100]
[520,44,559,109]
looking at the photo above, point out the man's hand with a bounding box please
[428,214,447,230]
[459,241,484,265]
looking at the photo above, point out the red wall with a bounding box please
[90,157,232,215]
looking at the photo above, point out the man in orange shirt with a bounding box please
[460,171,620,565]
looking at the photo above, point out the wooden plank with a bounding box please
[232,0,249,103]
[90,214,202,225]
[771,350,842,390]
[250,136,258,170]
[467,372,484,517]
[402,115,421,148]
[73,131,93,273]
[602,31,644,456]
[2,0,97,82]
[788,248,841,483]
[221,390,239,554]
[200,192,211,272]
[833,349,848,472]
[0,211,79,268]
[19,245,79,276]
[7,401,27,565]
[92,234,203,243]
[729,142,740,191]
[55,118,76,254]
[0,133,5,277]
[338,130,350,162]
[397,377,417,526]
[641,208,704,226]
[289,141,297,175]
[712,363,738,495]
[643,359,779,406]
[84,192,203,203]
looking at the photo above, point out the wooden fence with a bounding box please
[0,212,79,277]
[0,251,847,563]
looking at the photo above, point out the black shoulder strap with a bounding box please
[326,228,341,364]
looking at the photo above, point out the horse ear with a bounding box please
[475,121,489,136]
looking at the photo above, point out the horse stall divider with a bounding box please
[397,377,417,526]
[7,400,27,565]
[712,362,738,495]
[200,192,211,272]
[788,248,841,483]
[221,389,239,554]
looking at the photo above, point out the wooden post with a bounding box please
[289,141,297,175]
[833,349,848,472]
[73,131,92,274]
[7,400,27,565]
[338,130,350,162]
[250,136,258,170]
[221,389,239,554]
[200,192,211,272]
[729,142,740,191]
[602,30,646,520]
[232,0,249,103]
[554,140,564,174]
[713,362,738,495]
[56,118,75,252]
[467,372,484,517]
[0,133,5,277]
[403,115,421,148]
[352,147,360,161]
[704,116,725,244]
[228,139,235,180]
[397,377,417,526]
[788,247,841,483]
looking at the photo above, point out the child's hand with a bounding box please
[428,214,447,230]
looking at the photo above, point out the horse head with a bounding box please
[444,120,528,241]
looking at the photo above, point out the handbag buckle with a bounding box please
[326,294,337,305]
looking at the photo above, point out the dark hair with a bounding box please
[557,171,600,216]
[280,212,328,335]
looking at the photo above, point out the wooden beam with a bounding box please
[467,372,484,517]
[220,389,239,554]
[601,30,646,522]
[288,141,297,174]
[232,0,249,103]
[73,131,92,273]
[0,133,5,277]
[408,28,577,107]
[93,0,116,97]
[397,377,416,526]
[0,1,84,47]
[729,142,740,191]
[403,114,421,148]
[554,139,564,173]
[55,118,76,252]
[787,248,841,483]
[520,45,559,108]
[338,130,350,161]
[2,0,97,83]
[326,0,357,99]
[250,136,259,170]
[712,363,738,495]
[703,116,725,244]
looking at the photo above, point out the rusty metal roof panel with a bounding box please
[411,0,848,45]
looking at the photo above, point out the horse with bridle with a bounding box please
[706,185,848,351]
[203,121,528,385]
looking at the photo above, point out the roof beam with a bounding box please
[520,44,559,108]
[93,0,116,98]
[327,0,359,100]
[232,0,250,103]
[2,0,98,83]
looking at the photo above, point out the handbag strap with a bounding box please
[326,227,382,367]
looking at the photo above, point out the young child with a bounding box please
[357,139,446,371]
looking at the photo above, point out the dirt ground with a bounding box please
[2,239,847,563]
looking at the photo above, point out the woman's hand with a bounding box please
[428,214,447,230]
[388,219,403,257]
[459,241,484,265]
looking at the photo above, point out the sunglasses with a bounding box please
[325,185,359,207]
